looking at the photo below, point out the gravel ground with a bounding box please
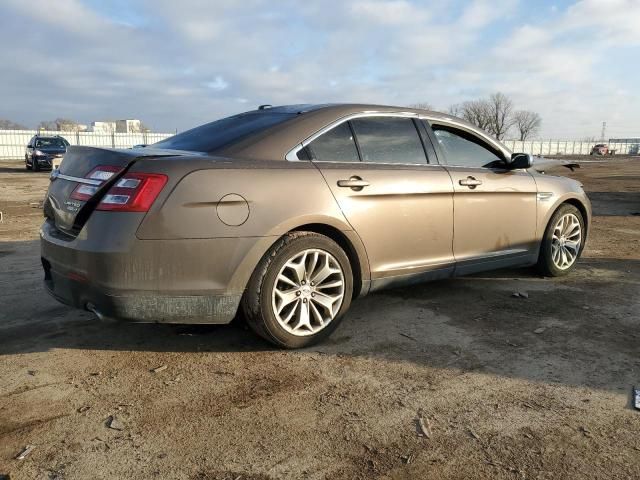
[0,157,639,479]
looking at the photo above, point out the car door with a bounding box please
[425,121,537,275]
[304,115,455,290]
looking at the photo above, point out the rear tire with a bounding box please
[537,204,584,277]
[242,232,353,348]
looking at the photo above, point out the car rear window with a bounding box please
[153,112,296,153]
[307,122,360,162]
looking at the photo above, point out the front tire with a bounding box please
[537,204,585,276]
[32,158,40,172]
[242,232,353,348]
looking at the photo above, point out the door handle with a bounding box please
[337,176,370,191]
[459,176,482,189]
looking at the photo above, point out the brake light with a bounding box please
[97,173,167,212]
[70,166,121,201]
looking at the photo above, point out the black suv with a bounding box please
[25,135,69,171]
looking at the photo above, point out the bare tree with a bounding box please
[409,102,433,111]
[37,120,57,131]
[449,93,539,141]
[486,92,515,140]
[513,110,541,141]
[38,118,83,132]
[0,119,28,130]
[460,99,493,132]
[447,104,463,117]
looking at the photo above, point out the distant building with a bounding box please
[90,121,117,133]
[90,119,144,133]
[116,119,142,133]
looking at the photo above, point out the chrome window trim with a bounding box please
[285,111,431,165]
[284,111,512,165]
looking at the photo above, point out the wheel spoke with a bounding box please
[281,299,300,324]
[564,239,580,253]
[311,291,338,314]
[275,288,299,314]
[312,258,338,285]
[563,246,574,264]
[309,301,325,327]
[277,273,298,288]
[293,300,311,332]
[286,252,308,284]
[306,251,319,280]
[316,279,343,289]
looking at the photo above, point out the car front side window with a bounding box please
[350,117,427,165]
[431,125,504,168]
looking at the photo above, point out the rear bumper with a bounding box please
[39,215,263,324]
[42,261,241,323]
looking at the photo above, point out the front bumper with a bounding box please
[39,215,259,324]
[34,156,53,168]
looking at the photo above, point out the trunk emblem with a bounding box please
[64,200,82,212]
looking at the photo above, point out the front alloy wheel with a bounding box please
[537,204,585,276]
[551,213,582,270]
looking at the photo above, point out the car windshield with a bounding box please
[35,137,68,148]
[153,112,296,152]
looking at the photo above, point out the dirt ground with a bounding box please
[0,157,639,480]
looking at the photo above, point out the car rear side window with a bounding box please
[153,112,296,153]
[307,122,360,162]
[431,125,504,168]
[350,117,427,164]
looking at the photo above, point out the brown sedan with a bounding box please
[41,104,591,348]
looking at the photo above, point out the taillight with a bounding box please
[70,166,120,201]
[97,173,167,212]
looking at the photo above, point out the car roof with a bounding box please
[248,103,455,120]
[220,103,508,161]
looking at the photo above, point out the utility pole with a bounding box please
[600,121,607,142]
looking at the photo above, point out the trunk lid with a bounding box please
[44,146,188,235]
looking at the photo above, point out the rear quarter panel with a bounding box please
[133,157,370,293]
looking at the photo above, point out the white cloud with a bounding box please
[205,76,230,91]
[0,0,637,138]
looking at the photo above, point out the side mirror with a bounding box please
[510,152,533,169]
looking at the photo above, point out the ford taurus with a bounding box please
[41,104,591,348]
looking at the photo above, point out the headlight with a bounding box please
[34,150,45,156]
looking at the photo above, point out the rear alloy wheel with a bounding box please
[272,248,346,336]
[243,232,353,348]
[537,204,584,276]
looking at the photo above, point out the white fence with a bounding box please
[503,139,636,156]
[0,130,174,159]
[0,129,638,159]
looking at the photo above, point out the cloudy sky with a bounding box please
[1,0,638,138]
